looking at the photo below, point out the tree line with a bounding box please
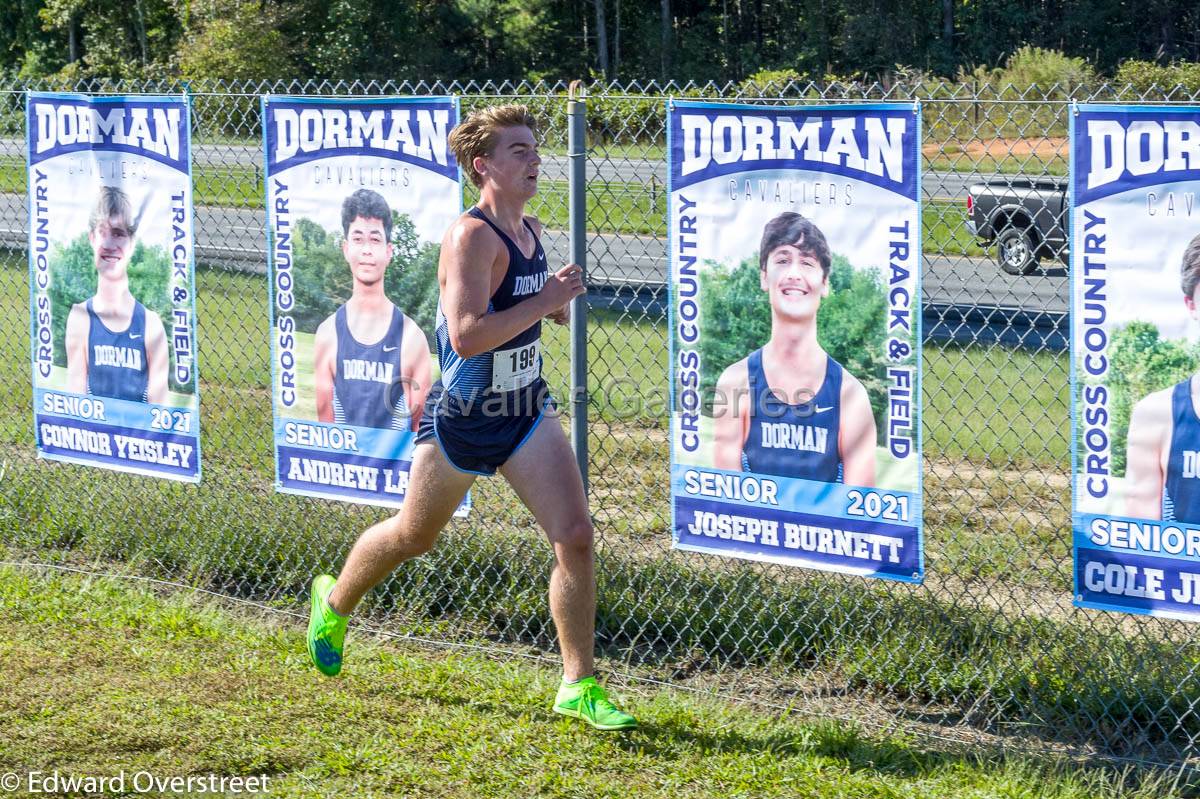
[3,0,1199,84]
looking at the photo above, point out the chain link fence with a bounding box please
[3,77,1200,770]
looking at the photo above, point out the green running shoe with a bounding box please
[307,574,348,677]
[552,676,638,731]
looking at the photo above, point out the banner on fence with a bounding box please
[666,100,923,581]
[1071,103,1200,619]
[27,93,201,482]
[263,96,466,510]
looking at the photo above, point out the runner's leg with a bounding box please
[499,416,595,680]
[328,441,475,615]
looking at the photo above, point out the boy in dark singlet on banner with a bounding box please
[313,189,432,431]
[713,212,877,486]
[65,186,168,404]
[1125,233,1200,524]
[305,106,637,731]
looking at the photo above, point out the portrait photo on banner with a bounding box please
[1072,104,1200,619]
[668,101,923,582]
[28,93,201,481]
[264,96,464,508]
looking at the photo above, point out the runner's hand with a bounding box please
[539,264,585,310]
[546,304,570,325]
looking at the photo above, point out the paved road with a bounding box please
[5,192,1067,313]
[5,137,1030,202]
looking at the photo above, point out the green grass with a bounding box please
[3,453,1193,761]
[926,345,1068,467]
[5,258,1183,760]
[925,200,985,257]
[0,564,1190,799]
[925,152,1068,177]
[579,142,1068,178]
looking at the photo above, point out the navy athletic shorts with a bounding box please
[416,378,556,475]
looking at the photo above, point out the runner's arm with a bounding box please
[440,220,583,359]
[528,217,570,326]
[402,317,432,432]
[713,361,748,471]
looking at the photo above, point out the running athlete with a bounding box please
[306,105,637,731]
[1125,233,1200,524]
[65,186,168,404]
[712,212,876,486]
[313,189,431,431]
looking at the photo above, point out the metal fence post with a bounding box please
[567,80,589,493]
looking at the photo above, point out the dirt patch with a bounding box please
[924,136,1068,161]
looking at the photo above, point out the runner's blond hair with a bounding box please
[449,104,539,188]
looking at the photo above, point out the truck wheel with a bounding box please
[996,225,1039,275]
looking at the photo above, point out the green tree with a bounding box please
[48,234,97,365]
[177,0,294,80]
[383,213,441,343]
[0,0,58,77]
[1105,321,1198,477]
[289,217,341,334]
[697,253,889,442]
[36,0,182,79]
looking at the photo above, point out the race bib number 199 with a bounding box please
[492,341,541,392]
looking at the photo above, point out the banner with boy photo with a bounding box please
[28,92,201,481]
[667,99,923,581]
[263,95,466,510]
[1072,103,1200,619]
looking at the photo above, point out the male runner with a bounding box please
[712,212,876,485]
[65,186,168,404]
[1125,233,1200,523]
[306,105,637,731]
[312,189,431,431]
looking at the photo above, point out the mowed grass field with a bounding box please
[1,564,1190,799]
[6,256,1198,761]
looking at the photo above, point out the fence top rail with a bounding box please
[0,77,1199,103]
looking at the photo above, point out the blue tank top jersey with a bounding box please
[86,298,149,402]
[741,348,844,482]
[332,304,410,430]
[1164,379,1200,525]
[436,206,548,400]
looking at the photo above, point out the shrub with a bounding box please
[178,1,294,82]
[961,46,1095,97]
[738,69,810,98]
[1114,60,1200,98]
